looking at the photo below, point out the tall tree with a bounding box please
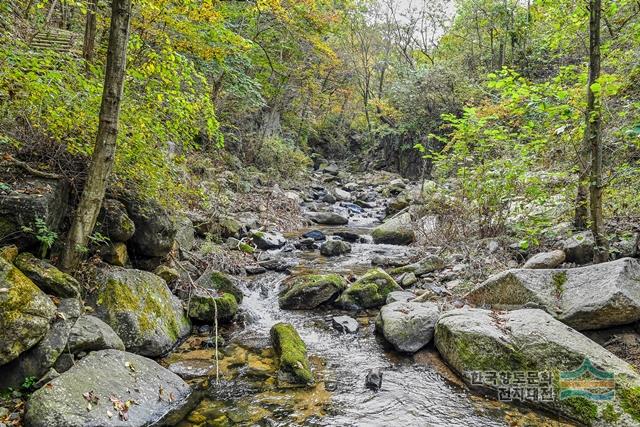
[61,0,133,270]
[586,0,608,262]
[82,0,98,64]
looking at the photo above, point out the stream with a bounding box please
[171,194,567,426]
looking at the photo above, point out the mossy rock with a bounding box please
[197,270,243,304]
[335,268,402,309]
[371,212,415,245]
[0,257,56,365]
[279,274,346,310]
[96,199,135,242]
[101,242,129,267]
[87,266,191,357]
[435,307,640,425]
[0,245,18,262]
[14,252,80,297]
[270,322,313,386]
[187,292,238,323]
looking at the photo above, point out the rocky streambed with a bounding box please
[2,166,640,426]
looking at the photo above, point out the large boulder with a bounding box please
[376,301,439,353]
[0,177,68,246]
[279,274,347,309]
[435,308,640,426]
[308,211,348,226]
[0,298,81,388]
[121,196,177,259]
[14,252,80,297]
[86,266,190,357]
[25,350,191,427]
[336,268,402,310]
[180,271,241,324]
[523,250,566,269]
[561,231,594,264]
[270,323,313,386]
[465,258,640,330]
[371,212,415,245]
[0,257,56,365]
[96,199,135,243]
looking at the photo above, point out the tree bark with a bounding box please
[61,0,133,271]
[82,0,98,63]
[586,0,608,263]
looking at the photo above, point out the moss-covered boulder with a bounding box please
[371,212,415,245]
[465,258,640,330]
[435,308,640,425]
[86,266,190,357]
[389,255,445,276]
[14,252,80,297]
[121,195,177,259]
[0,298,81,388]
[336,268,402,310]
[279,274,347,309]
[270,322,313,386]
[0,257,56,365]
[196,270,244,304]
[96,198,135,242]
[25,350,191,427]
[186,291,238,323]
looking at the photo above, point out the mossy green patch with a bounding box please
[14,252,80,298]
[336,268,401,309]
[619,386,640,422]
[279,274,347,309]
[563,396,598,425]
[552,271,567,297]
[270,322,313,385]
[204,271,243,303]
[602,403,621,423]
[189,292,238,323]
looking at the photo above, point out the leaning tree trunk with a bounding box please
[586,0,608,263]
[61,0,133,271]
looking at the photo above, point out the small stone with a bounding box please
[332,316,359,334]
[101,242,129,267]
[365,368,383,391]
[523,250,566,269]
[302,230,326,241]
[320,240,352,257]
[245,265,267,275]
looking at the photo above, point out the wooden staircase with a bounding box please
[30,28,80,54]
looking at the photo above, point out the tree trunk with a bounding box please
[82,0,98,64]
[587,0,608,263]
[61,0,133,271]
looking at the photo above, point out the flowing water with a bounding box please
[174,202,567,427]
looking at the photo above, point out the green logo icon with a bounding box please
[559,358,615,401]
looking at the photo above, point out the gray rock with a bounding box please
[321,193,337,203]
[611,233,639,259]
[377,302,439,353]
[390,255,445,276]
[195,270,243,304]
[0,298,81,388]
[523,250,566,269]
[323,163,339,176]
[561,231,594,264]
[0,257,57,366]
[122,196,177,259]
[14,252,80,298]
[435,308,640,425]
[334,188,351,202]
[386,291,415,304]
[365,368,382,391]
[66,315,125,354]
[371,212,415,245]
[308,211,349,226]
[279,274,347,310]
[87,266,190,357]
[245,265,267,275]
[168,359,214,380]
[0,178,68,246]
[466,258,640,330]
[302,230,326,241]
[96,199,135,243]
[173,215,195,251]
[399,272,418,288]
[320,240,352,257]
[332,316,359,334]
[371,254,413,267]
[251,230,286,250]
[25,350,191,427]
